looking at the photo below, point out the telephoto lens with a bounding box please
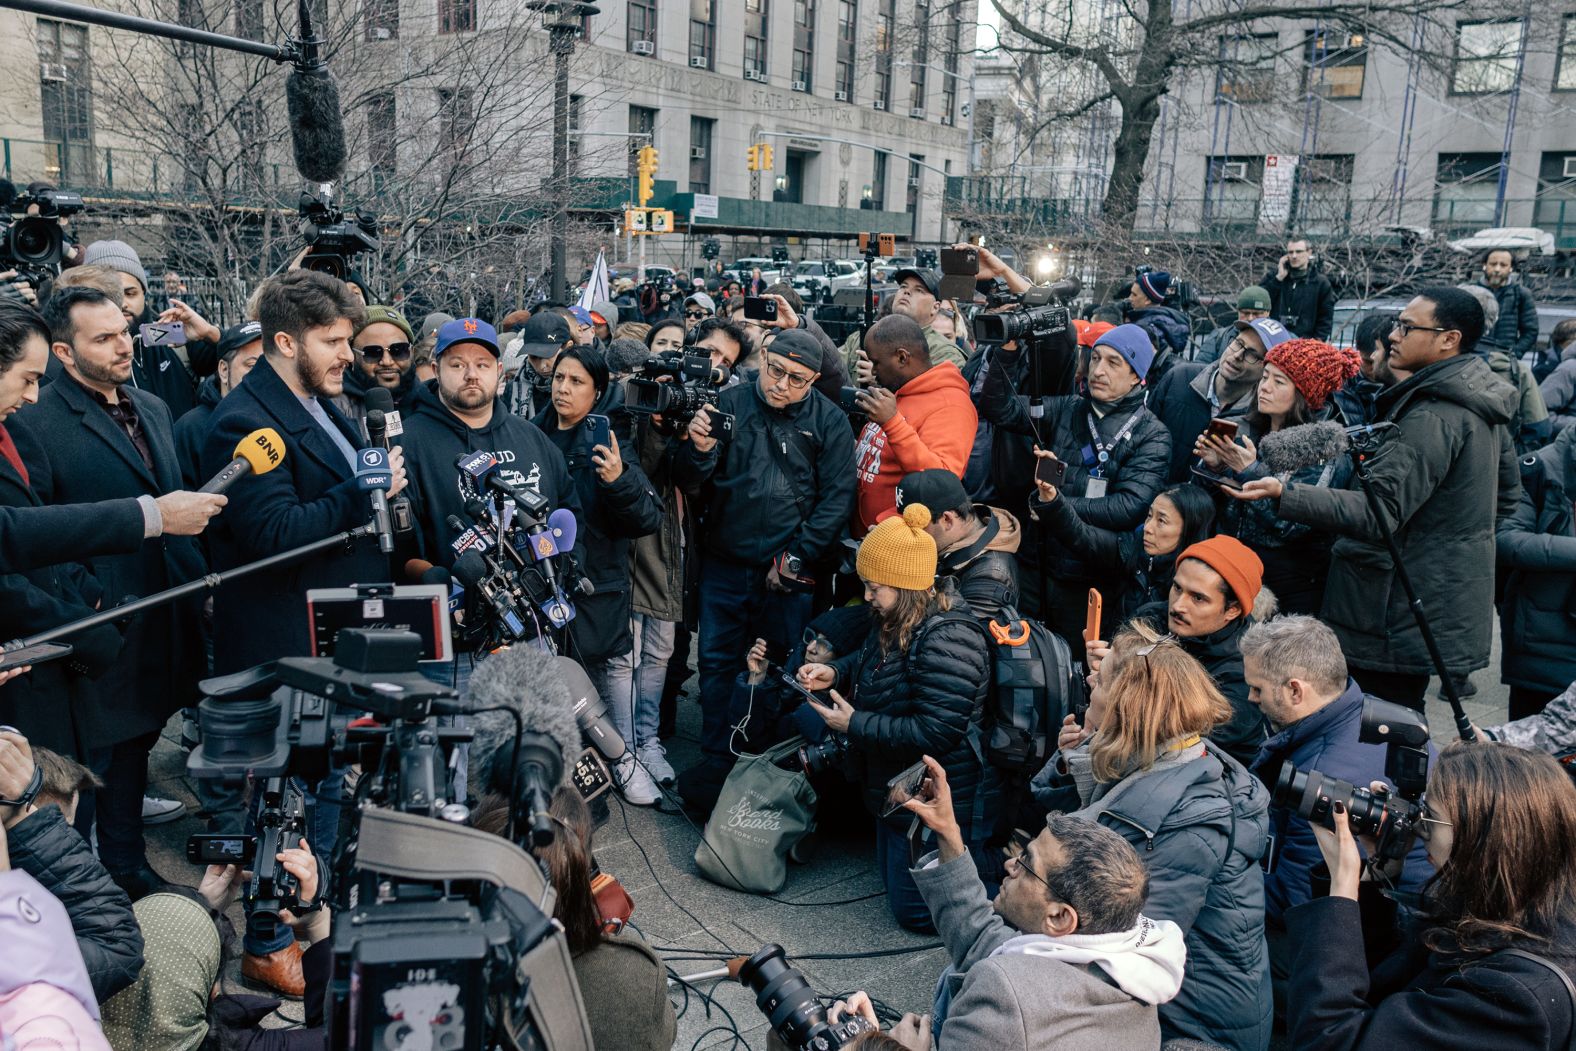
[738,944,876,1051]
[1273,764,1402,837]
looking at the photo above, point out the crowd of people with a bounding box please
[0,227,1574,1051]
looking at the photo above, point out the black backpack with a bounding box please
[980,604,1083,774]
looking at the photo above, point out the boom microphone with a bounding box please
[200,428,285,494]
[554,655,626,762]
[465,644,579,845]
[284,0,346,184]
[1258,421,1351,476]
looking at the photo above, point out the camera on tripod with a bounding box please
[1,185,84,286]
[738,944,876,1050]
[299,188,379,280]
[1272,697,1431,865]
[624,350,734,432]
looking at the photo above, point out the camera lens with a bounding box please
[198,696,282,767]
[9,218,60,266]
[1274,763,1389,836]
[737,944,833,1047]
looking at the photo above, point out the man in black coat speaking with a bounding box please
[202,270,406,675]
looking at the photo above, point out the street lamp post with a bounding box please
[529,0,599,304]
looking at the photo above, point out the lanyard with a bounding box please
[1085,408,1143,475]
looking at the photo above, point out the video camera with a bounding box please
[738,944,876,1051]
[624,350,734,430]
[1272,697,1430,868]
[299,188,379,280]
[971,280,1078,344]
[0,184,84,287]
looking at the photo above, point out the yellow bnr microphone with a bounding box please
[198,428,286,494]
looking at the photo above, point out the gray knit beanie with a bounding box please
[83,239,149,291]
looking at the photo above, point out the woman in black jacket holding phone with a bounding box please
[1289,741,1576,1050]
[797,504,998,933]
[533,346,663,797]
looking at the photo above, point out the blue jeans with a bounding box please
[421,653,478,801]
[696,558,813,761]
[875,820,996,935]
[597,613,676,749]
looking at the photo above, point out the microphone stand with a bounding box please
[3,523,378,650]
[1345,434,1474,742]
[0,0,300,62]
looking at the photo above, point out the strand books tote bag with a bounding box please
[695,738,818,894]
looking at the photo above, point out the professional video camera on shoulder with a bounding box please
[971,279,1080,345]
[299,186,379,280]
[0,179,84,286]
[1272,697,1431,873]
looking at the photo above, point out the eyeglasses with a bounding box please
[802,627,832,650]
[359,342,411,363]
[1223,338,1266,364]
[1419,805,1453,842]
[1004,830,1056,896]
[1391,320,1451,339]
[765,360,814,390]
[684,310,710,320]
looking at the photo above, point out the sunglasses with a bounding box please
[684,309,710,319]
[359,342,412,363]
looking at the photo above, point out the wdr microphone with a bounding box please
[200,428,285,494]
[356,447,394,553]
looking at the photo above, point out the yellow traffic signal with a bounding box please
[638,168,654,206]
[759,144,774,170]
[650,210,674,234]
[747,144,760,171]
[637,145,658,171]
[625,209,648,232]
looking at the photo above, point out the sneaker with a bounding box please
[637,741,677,786]
[613,753,661,806]
[142,795,187,824]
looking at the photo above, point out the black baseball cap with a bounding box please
[892,267,940,298]
[768,329,823,371]
[217,320,262,360]
[517,312,573,358]
[895,469,970,518]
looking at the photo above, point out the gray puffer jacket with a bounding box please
[1048,742,1272,1051]
[5,804,144,1001]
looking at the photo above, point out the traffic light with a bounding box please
[747,144,760,171]
[747,143,775,172]
[650,210,675,234]
[759,143,773,170]
[636,145,659,206]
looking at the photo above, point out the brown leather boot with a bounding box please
[242,941,305,997]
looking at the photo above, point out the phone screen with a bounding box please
[881,760,930,817]
[584,414,612,452]
[0,641,72,673]
[744,296,778,322]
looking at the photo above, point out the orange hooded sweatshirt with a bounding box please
[853,361,979,535]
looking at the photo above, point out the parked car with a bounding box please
[727,257,785,286]
[790,259,865,303]
[1332,297,1576,360]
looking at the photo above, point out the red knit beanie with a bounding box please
[1178,535,1263,613]
[1264,338,1362,411]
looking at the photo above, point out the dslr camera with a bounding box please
[299,189,380,280]
[1272,697,1430,866]
[739,944,876,1051]
[624,350,735,435]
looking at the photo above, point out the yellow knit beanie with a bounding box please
[856,503,938,590]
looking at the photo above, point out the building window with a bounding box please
[1291,154,1354,235]
[908,0,929,115]
[628,104,656,177]
[1451,20,1521,95]
[365,0,398,39]
[1202,155,1264,229]
[438,0,475,34]
[836,61,854,98]
[627,0,655,52]
[869,150,887,209]
[1535,151,1576,240]
[368,92,397,182]
[744,0,768,79]
[1555,14,1576,90]
[436,87,473,158]
[874,0,894,109]
[874,70,890,108]
[689,116,713,194]
[792,0,814,91]
[36,19,94,185]
[940,16,961,123]
[906,154,923,214]
[235,99,267,195]
[689,0,714,70]
[1434,151,1503,231]
[1214,33,1277,102]
[1303,29,1365,98]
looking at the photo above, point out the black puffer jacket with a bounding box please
[533,387,664,663]
[1496,426,1576,697]
[173,374,223,488]
[834,609,999,837]
[974,343,1171,587]
[5,804,144,1001]
[1262,265,1336,340]
[1040,498,1178,622]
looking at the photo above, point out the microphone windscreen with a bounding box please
[465,644,578,797]
[364,408,386,444]
[405,557,435,581]
[1259,421,1350,475]
[233,428,285,476]
[548,508,578,552]
[420,565,452,587]
[363,386,396,415]
[285,66,347,184]
[451,550,489,589]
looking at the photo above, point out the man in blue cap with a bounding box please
[1147,317,1288,482]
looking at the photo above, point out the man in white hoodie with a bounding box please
[888,755,1188,1050]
